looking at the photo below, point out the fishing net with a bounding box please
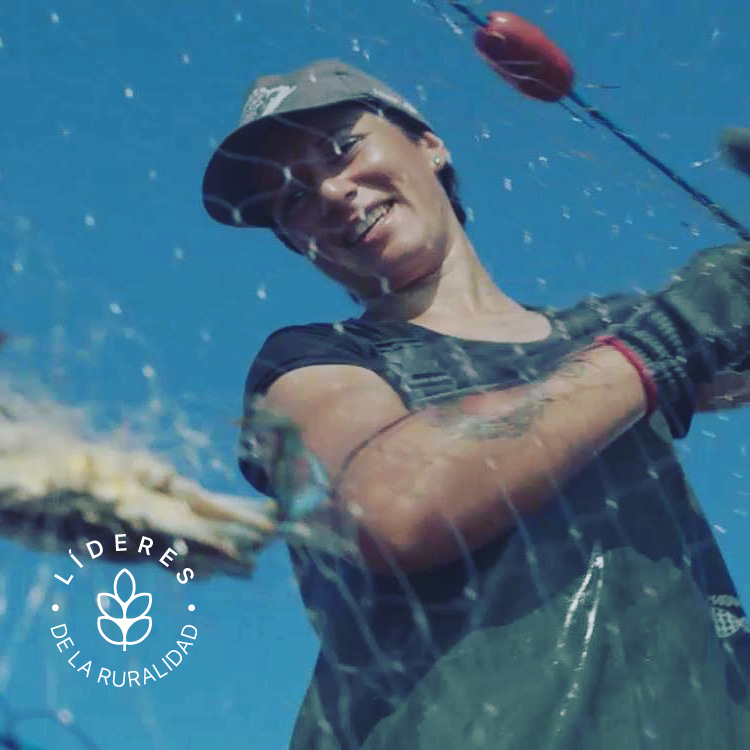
[1,1,749,747]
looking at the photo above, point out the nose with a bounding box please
[318,171,357,213]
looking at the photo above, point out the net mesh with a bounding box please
[1,1,749,747]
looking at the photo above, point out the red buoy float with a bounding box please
[465,6,750,240]
[474,12,574,102]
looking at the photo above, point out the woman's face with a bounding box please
[252,103,455,295]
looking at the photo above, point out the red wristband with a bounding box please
[594,335,659,416]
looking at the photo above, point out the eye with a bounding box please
[282,181,308,215]
[328,135,363,161]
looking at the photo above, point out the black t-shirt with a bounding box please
[241,294,750,750]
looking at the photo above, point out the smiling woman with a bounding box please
[265,105,455,296]
[203,58,750,749]
[203,64,461,299]
[271,106,468,277]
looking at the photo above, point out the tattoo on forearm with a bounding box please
[432,386,550,441]
[430,358,588,441]
[556,358,587,381]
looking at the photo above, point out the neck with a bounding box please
[359,234,526,323]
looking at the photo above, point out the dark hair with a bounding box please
[381,107,467,227]
[273,103,467,255]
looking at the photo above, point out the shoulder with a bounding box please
[238,322,407,497]
[245,320,378,399]
[256,319,380,355]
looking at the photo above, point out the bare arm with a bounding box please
[258,342,647,573]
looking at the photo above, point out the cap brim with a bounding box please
[202,121,279,228]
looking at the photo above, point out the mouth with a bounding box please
[344,201,394,247]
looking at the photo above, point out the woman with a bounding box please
[203,59,750,749]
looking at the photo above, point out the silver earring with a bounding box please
[433,156,442,167]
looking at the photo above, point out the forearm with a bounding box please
[333,344,647,571]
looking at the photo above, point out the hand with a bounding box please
[239,403,330,521]
[604,243,750,437]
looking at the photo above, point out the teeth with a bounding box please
[350,203,391,244]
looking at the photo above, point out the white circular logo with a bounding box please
[50,534,198,687]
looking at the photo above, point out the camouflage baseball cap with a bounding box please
[201,58,431,228]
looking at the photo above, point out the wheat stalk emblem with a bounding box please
[97,568,152,651]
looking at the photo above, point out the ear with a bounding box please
[419,130,451,168]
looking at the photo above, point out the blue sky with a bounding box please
[1,1,749,747]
